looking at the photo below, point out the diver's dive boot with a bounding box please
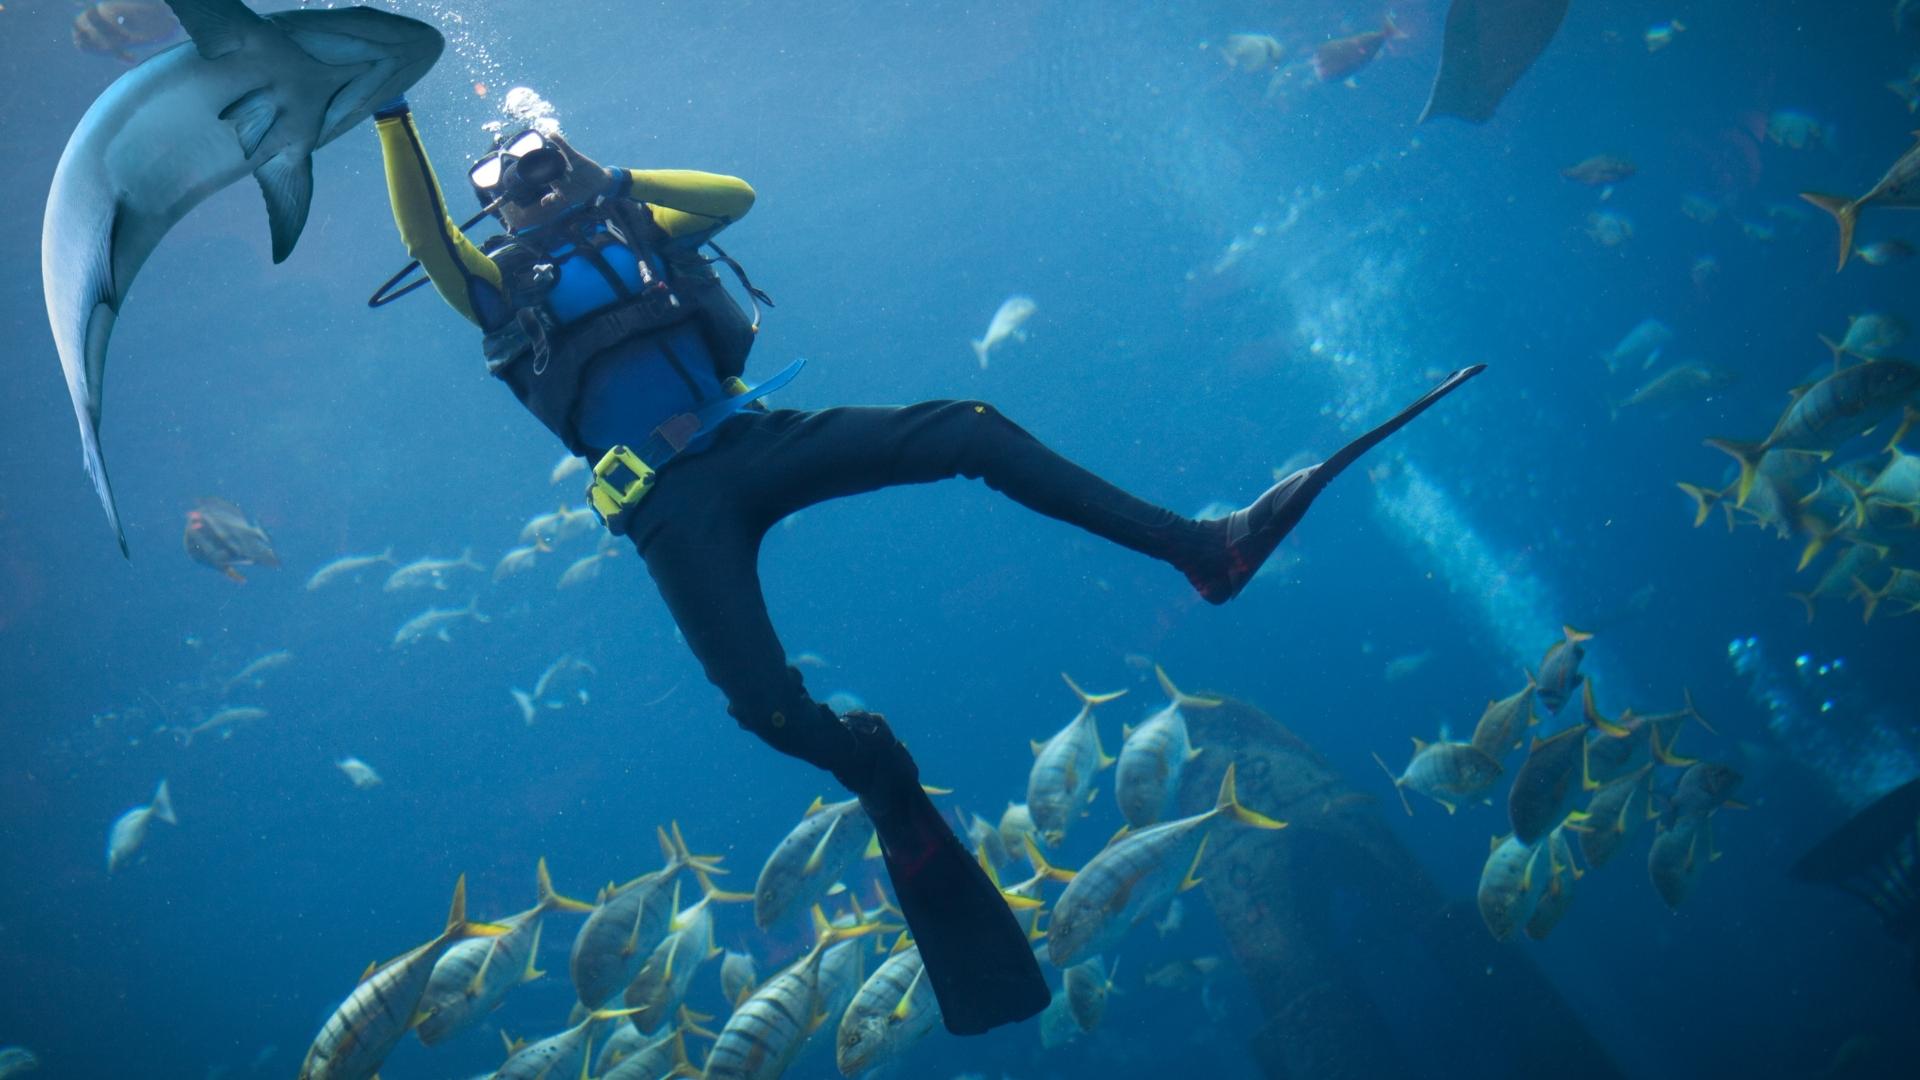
[1191,364,1487,604]
[833,710,1050,1035]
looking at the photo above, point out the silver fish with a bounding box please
[1476,834,1550,941]
[570,825,725,1008]
[1114,666,1216,829]
[334,757,381,790]
[703,910,879,1080]
[753,796,875,930]
[1804,133,1920,269]
[835,942,940,1076]
[1027,675,1125,846]
[305,550,395,591]
[391,597,488,648]
[970,294,1036,369]
[416,859,595,1047]
[106,778,175,872]
[383,550,483,592]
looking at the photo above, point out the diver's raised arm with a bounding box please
[372,101,502,326]
[620,169,757,239]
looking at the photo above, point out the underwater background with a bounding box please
[3,0,1920,1076]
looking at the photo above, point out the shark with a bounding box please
[41,0,443,556]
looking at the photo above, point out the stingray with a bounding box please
[1419,0,1571,125]
[1790,778,1920,989]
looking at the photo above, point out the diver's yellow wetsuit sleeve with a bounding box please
[376,112,502,326]
[625,169,756,240]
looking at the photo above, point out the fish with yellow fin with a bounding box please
[417,858,594,1046]
[1372,737,1502,815]
[1114,665,1217,829]
[1027,675,1126,846]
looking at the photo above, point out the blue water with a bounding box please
[4,0,1919,1077]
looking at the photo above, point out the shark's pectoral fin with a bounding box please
[219,88,283,159]
[167,0,268,61]
[254,152,313,264]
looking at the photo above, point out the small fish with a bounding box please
[392,597,488,648]
[1533,624,1593,714]
[183,498,279,582]
[335,757,382,789]
[298,877,508,1080]
[971,295,1036,369]
[557,548,618,589]
[176,705,268,747]
[1063,956,1119,1033]
[958,809,1011,869]
[1643,19,1685,51]
[494,1007,639,1080]
[622,885,733,1033]
[304,550,396,591]
[719,949,758,1007]
[754,796,875,930]
[1821,313,1908,364]
[596,1025,697,1080]
[223,648,293,691]
[999,802,1038,858]
[416,860,594,1047]
[550,454,587,486]
[1373,737,1503,815]
[1647,812,1711,909]
[1583,689,1699,787]
[1614,362,1737,415]
[1048,764,1284,967]
[532,655,597,702]
[1571,766,1655,868]
[1561,154,1636,186]
[571,826,725,1008]
[1382,650,1433,682]
[1313,15,1403,82]
[1218,33,1284,74]
[704,910,880,1080]
[1154,896,1185,937]
[1038,988,1081,1049]
[1766,109,1830,151]
[835,941,940,1077]
[1602,318,1673,374]
[492,542,547,582]
[1804,134,1920,270]
[1143,955,1221,991]
[1476,834,1550,941]
[106,779,175,872]
[1469,675,1537,759]
[73,1,181,63]
[1856,238,1915,265]
[1663,761,1744,826]
[1680,194,1722,225]
[1028,675,1126,846]
[383,550,483,592]
[1585,209,1634,247]
[1114,666,1216,829]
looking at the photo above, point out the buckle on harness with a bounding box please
[588,445,655,522]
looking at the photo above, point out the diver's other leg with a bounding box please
[1193,364,1488,603]
[631,500,1049,1033]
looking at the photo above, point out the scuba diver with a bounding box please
[369,95,1483,1033]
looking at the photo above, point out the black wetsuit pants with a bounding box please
[621,399,1216,777]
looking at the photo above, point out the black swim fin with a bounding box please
[841,712,1049,1034]
[1198,364,1487,603]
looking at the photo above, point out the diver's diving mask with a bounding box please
[470,128,569,206]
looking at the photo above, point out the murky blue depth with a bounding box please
[3,1,1919,1077]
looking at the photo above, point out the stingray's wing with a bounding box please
[1419,0,1570,125]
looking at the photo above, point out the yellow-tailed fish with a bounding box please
[298,876,508,1080]
[719,950,758,1009]
[1803,134,1920,270]
[1570,765,1655,868]
[835,939,940,1077]
[1648,813,1712,909]
[1371,737,1502,816]
[1468,673,1537,758]
[1475,835,1549,942]
[753,796,875,930]
[1027,675,1126,846]
[1507,687,1605,845]
[572,824,727,1008]
[1533,625,1593,714]
[998,802,1038,860]
[600,1022,701,1080]
[417,858,594,1046]
[623,876,748,1033]
[494,1006,642,1080]
[1115,665,1217,829]
[1063,955,1119,1033]
[1583,689,1700,787]
[702,907,882,1080]
[1524,828,1582,941]
[980,834,1075,940]
[1707,359,1920,505]
[1047,764,1283,968]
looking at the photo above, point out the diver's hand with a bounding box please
[373,95,410,120]
[547,133,621,195]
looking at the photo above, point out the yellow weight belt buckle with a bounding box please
[588,444,655,522]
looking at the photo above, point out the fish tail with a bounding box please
[1060,672,1128,708]
[444,875,511,941]
[1371,752,1414,816]
[1828,468,1872,529]
[1817,334,1848,368]
[151,779,177,826]
[1382,12,1406,39]
[1562,624,1594,645]
[1154,664,1224,710]
[1788,591,1819,624]
[1213,763,1285,829]
[1022,833,1078,883]
[1703,438,1766,506]
[465,595,491,624]
[1799,192,1857,271]
[1796,514,1839,572]
[1582,682,1630,738]
[536,857,595,914]
[1852,574,1891,623]
[1675,482,1722,528]
[971,338,990,369]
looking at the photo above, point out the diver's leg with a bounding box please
[628,487,1048,1032]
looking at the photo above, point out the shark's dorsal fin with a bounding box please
[255,152,313,263]
[168,0,267,60]
[219,87,282,159]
